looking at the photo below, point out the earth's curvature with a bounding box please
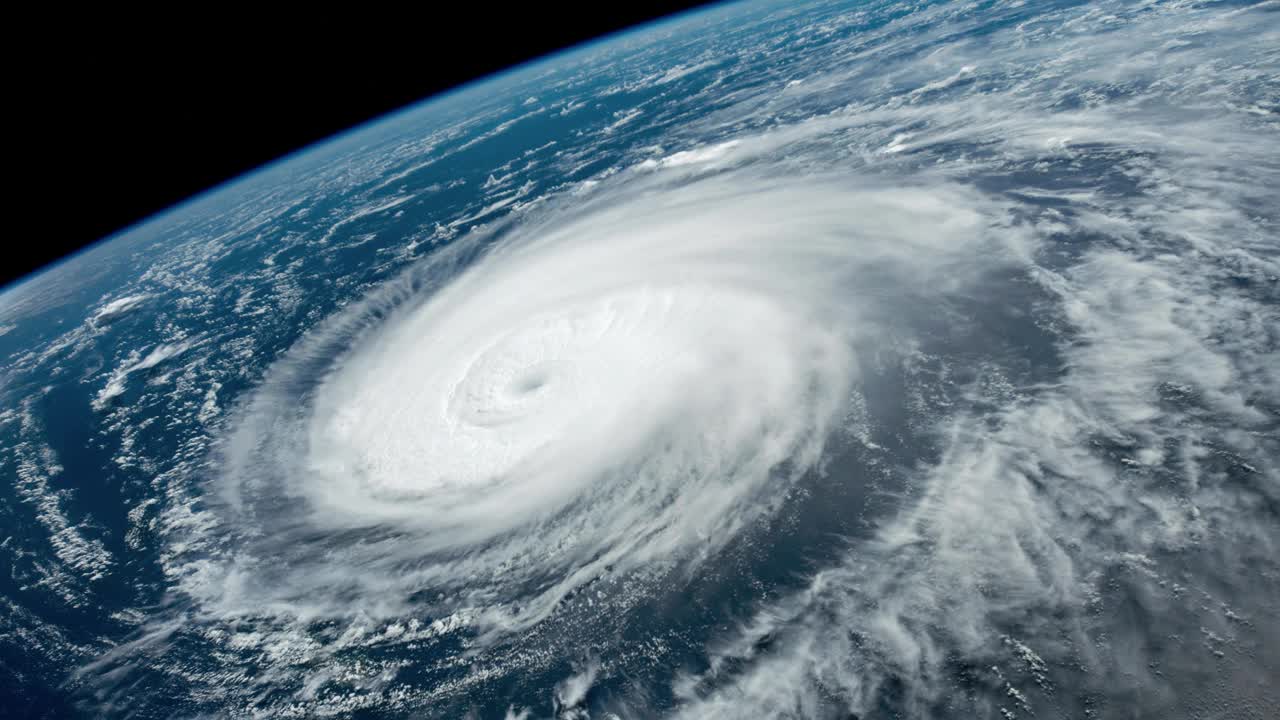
[2,1,1278,718]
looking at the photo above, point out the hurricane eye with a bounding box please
[511,368,549,394]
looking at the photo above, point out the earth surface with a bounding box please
[2,1,1278,718]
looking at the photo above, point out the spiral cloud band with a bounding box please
[187,174,1026,641]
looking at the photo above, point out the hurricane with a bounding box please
[2,0,1278,718]
[188,175,1030,641]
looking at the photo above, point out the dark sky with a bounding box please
[11,3,721,289]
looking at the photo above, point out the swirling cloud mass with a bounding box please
[201,178,1024,638]
[10,0,1272,718]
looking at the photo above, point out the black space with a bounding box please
[10,3,721,290]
